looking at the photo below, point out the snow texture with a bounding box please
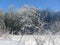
[0,34,60,45]
[0,39,23,45]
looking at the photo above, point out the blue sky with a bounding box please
[0,0,60,12]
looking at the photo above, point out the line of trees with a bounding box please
[0,5,60,35]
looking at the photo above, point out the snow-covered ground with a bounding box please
[0,34,60,45]
[0,39,22,45]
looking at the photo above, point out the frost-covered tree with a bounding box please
[0,5,60,35]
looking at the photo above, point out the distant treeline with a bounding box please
[0,5,60,35]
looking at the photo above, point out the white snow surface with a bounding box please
[0,39,21,45]
[0,34,60,45]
